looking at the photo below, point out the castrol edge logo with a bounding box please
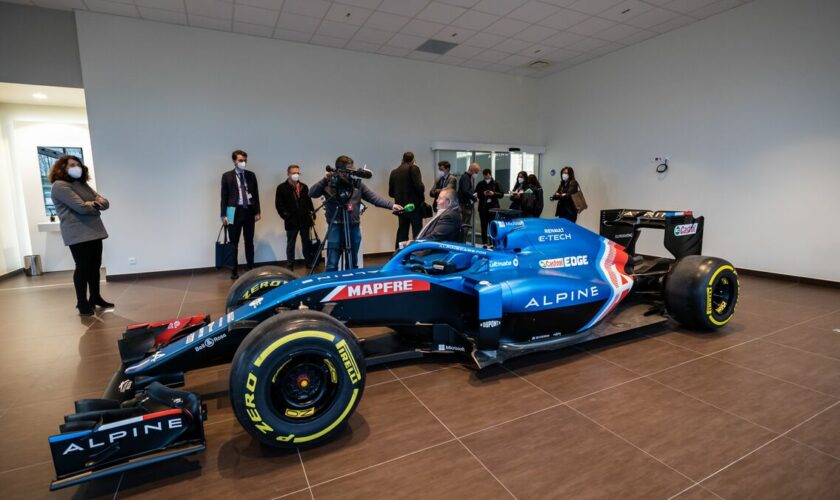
[321,279,431,302]
[539,255,589,269]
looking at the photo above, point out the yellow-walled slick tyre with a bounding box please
[229,311,365,449]
[226,266,297,312]
[665,255,739,329]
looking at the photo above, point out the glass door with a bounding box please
[432,149,542,245]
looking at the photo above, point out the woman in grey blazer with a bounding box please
[49,155,113,316]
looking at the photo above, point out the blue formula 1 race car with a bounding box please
[47,209,739,490]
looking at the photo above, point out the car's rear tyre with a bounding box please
[229,311,365,449]
[226,266,297,312]
[665,255,739,329]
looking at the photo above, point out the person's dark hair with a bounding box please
[561,166,576,183]
[402,151,414,164]
[335,155,354,169]
[527,174,541,189]
[287,164,300,174]
[48,155,89,183]
[438,160,450,170]
[232,149,248,162]
[483,168,492,176]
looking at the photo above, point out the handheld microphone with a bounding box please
[394,203,415,215]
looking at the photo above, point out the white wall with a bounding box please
[75,12,539,276]
[0,103,94,272]
[537,0,840,282]
[0,113,26,275]
[0,3,83,88]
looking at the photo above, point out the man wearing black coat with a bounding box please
[476,169,503,245]
[275,165,315,270]
[221,149,261,279]
[388,151,425,249]
[458,162,480,226]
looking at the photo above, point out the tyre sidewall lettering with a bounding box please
[241,332,363,445]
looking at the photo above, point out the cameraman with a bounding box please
[310,155,402,271]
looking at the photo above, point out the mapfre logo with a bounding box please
[321,279,431,302]
[539,255,589,269]
[674,223,698,237]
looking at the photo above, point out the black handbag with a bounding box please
[215,225,236,270]
[306,224,323,268]
[422,202,433,218]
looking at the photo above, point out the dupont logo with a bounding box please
[321,279,431,302]
[674,223,698,237]
[539,255,589,269]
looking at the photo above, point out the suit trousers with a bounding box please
[286,226,315,264]
[228,205,256,269]
[479,208,495,245]
[395,212,423,249]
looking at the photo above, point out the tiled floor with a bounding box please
[0,266,839,499]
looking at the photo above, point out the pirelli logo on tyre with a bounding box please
[336,339,361,384]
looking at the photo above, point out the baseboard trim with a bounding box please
[106,260,300,282]
[0,268,25,281]
[738,268,840,289]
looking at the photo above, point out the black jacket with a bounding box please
[416,206,462,242]
[275,180,315,230]
[476,179,503,212]
[388,163,425,208]
[220,169,260,216]
[553,180,580,218]
[457,172,476,206]
[521,186,544,218]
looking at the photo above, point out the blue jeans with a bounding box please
[326,223,361,271]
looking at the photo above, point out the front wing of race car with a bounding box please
[48,382,206,491]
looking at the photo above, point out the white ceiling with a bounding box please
[0,82,86,107]
[4,0,752,77]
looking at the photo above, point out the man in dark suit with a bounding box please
[221,149,261,279]
[275,164,315,271]
[476,168,503,245]
[430,160,458,212]
[458,162,480,227]
[388,151,425,249]
[414,188,462,243]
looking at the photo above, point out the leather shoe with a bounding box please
[77,304,95,316]
[91,298,115,308]
[230,272,239,280]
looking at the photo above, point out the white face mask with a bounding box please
[437,170,445,178]
[68,166,83,179]
[236,161,247,169]
[517,177,525,183]
[562,173,569,181]
[291,173,300,182]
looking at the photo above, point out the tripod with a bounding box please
[308,190,356,275]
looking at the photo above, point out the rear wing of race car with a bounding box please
[599,209,703,259]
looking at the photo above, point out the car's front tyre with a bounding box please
[226,266,297,312]
[229,311,365,449]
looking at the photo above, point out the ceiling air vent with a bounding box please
[416,39,459,55]
[529,60,550,69]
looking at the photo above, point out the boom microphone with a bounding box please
[325,164,373,179]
